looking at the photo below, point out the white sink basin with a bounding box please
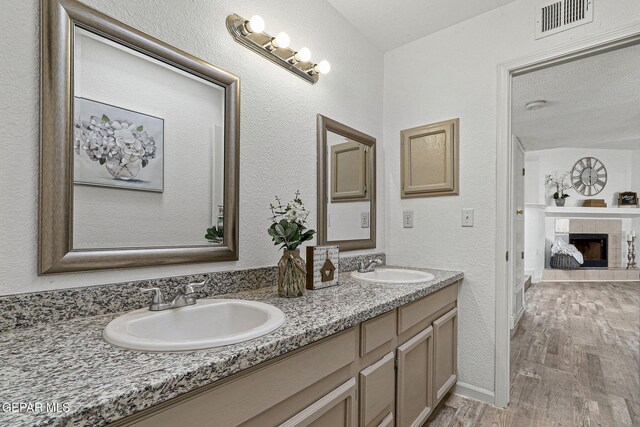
[351,268,435,284]
[103,299,286,352]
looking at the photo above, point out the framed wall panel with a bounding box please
[401,118,459,198]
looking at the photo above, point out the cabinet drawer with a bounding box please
[359,352,395,427]
[397,284,457,335]
[360,310,396,357]
[280,378,358,427]
[124,329,356,427]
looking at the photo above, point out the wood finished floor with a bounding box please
[426,280,640,427]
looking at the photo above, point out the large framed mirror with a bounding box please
[317,115,376,251]
[39,0,239,274]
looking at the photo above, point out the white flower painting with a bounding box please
[73,97,164,192]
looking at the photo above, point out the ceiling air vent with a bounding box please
[535,0,593,39]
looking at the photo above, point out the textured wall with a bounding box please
[633,151,640,192]
[0,0,384,295]
[525,148,636,207]
[383,0,640,397]
[632,151,640,236]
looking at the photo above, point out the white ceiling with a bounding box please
[512,43,640,152]
[327,0,516,52]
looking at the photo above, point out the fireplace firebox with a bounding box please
[569,234,608,268]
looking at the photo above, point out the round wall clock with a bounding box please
[570,157,607,196]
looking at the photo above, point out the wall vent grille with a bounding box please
[536,0,593,39]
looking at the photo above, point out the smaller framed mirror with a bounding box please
[317,115,376,251]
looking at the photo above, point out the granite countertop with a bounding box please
[0,266,463,426]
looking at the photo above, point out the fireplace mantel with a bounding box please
[545,207,640,218]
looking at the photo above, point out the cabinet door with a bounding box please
[331,141,369,202]
[359,352,395,427]
[433,307,458,405]
[396,326,433,427]
[280,378,357,427]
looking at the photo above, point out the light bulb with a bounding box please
[315,60,331,74]
[273,32,290,49]
[246,15,265,33]
[294,47,312,62]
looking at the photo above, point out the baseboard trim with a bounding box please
[452,381,495,406]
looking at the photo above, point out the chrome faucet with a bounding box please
[140,281,206,311]
[357,258,383,273]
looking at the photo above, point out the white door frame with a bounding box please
[494,23,640,408]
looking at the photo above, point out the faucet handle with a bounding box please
[184,281,206,296]
[140,287,165,304]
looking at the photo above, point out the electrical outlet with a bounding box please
[360,212,370,228]
[403,210,414,228]
[462,208,474,227]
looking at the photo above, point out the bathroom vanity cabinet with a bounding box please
[113,282,458,427]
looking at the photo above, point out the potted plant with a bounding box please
[268,191,316,297]
[545,172,571,207]
[205,205,224,244]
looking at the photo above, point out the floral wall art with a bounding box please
[73,97,164,192]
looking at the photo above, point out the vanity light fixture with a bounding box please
[226,13,330,84]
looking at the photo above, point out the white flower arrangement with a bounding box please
[268,191,315,251]
[545,171,571,199]
[74,114,157,170]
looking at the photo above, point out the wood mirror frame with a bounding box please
[39,0,240,274]
[317,115,376,251]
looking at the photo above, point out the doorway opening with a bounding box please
[495,26,640,408]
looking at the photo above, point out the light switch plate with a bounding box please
[462,208,474,227]
[360,212,370,228]
[403,210,414,228]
